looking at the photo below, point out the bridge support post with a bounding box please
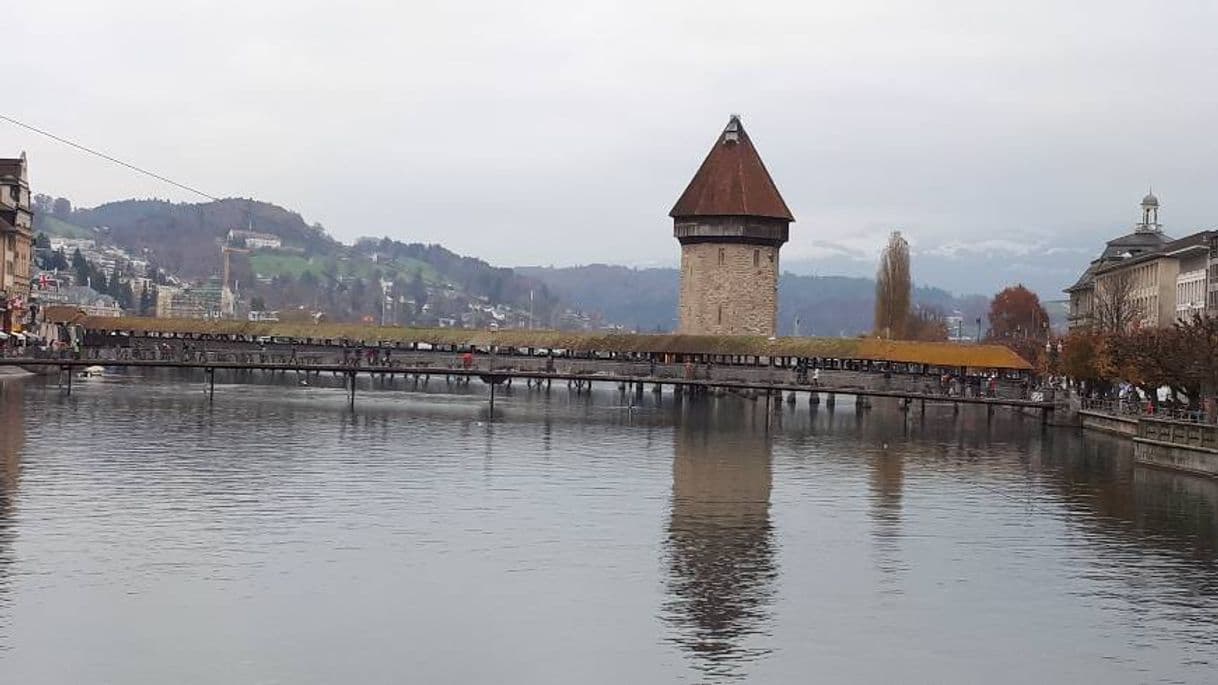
[348,371,356,411]
[207,367,215,402]
[65,366,72,396]
[489,379,496,416]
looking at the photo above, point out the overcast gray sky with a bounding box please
[5,0,1218,296]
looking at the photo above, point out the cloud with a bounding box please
[4,0,1217,295]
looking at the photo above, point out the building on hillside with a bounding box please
[0,153,34,333]
[670,115,793,336]
[155,279,235,319]
[227,229,281,250]
[35,285,122,317]
[1066,192,1214,330]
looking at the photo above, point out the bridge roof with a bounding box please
[62,316,1033,370]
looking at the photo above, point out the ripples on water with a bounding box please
[1,371,1217,683]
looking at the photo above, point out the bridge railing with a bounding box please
[1081,397,1210,424]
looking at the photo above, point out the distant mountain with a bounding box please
[515,264,679,332]
[518,264,990,335]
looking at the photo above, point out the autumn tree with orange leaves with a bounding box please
[986,284,1049,365]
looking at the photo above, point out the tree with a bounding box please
[34,232,51,250]
[874,231,910,339]
[905,307,949,341]
[1092,269,1144,332]
[1061,331,1108,392]
[250,296,267,312]
[988,284,1049,340]
[1174,313,1218,402]
[410,270,428,309]
[52,196,72,218]
[44,248,69,272]
[32,193,53,215]
[139,285,155,316]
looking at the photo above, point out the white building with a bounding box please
[227,229,281,250]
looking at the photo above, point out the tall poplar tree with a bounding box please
[874,231,911,339]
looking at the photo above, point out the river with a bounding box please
[1,372,1216,683]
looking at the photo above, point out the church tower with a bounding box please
[670,115,794,336]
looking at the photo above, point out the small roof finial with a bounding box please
[723,114,741,143]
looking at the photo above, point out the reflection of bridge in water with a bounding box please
[0,355,1054,421]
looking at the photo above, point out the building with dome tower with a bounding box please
[1066,191,1213,331]
[670,115,793,337]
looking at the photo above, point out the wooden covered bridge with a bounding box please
[8,313,1045,416]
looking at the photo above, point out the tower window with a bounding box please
[718,248,725,265]
[753,249,760,267]
[717,305,723,324]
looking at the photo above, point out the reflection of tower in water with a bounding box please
[664,401,776,679]
[869,448,906,582]
[0,382,25,644]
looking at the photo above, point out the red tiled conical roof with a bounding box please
[669,115,794,222]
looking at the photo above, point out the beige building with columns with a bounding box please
[670,115,793,337]
[1066,192,1214,331]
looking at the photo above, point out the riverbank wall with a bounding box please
[1079,409,1139,437]
[1079,408,1218,478]
[1134,418,1218,478]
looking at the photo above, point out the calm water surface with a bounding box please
[1,372,1217,683]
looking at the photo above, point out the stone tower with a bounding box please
[670,115,794,336]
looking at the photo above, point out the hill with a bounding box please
[35,197,560,326]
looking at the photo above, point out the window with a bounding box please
[753,249,760,267]
[717,305,722,324]
[718,248,725,265]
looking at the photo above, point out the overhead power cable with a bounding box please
[0,113,220,201]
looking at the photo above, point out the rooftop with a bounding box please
[669,115,794,222]
[53,316,1035,370]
